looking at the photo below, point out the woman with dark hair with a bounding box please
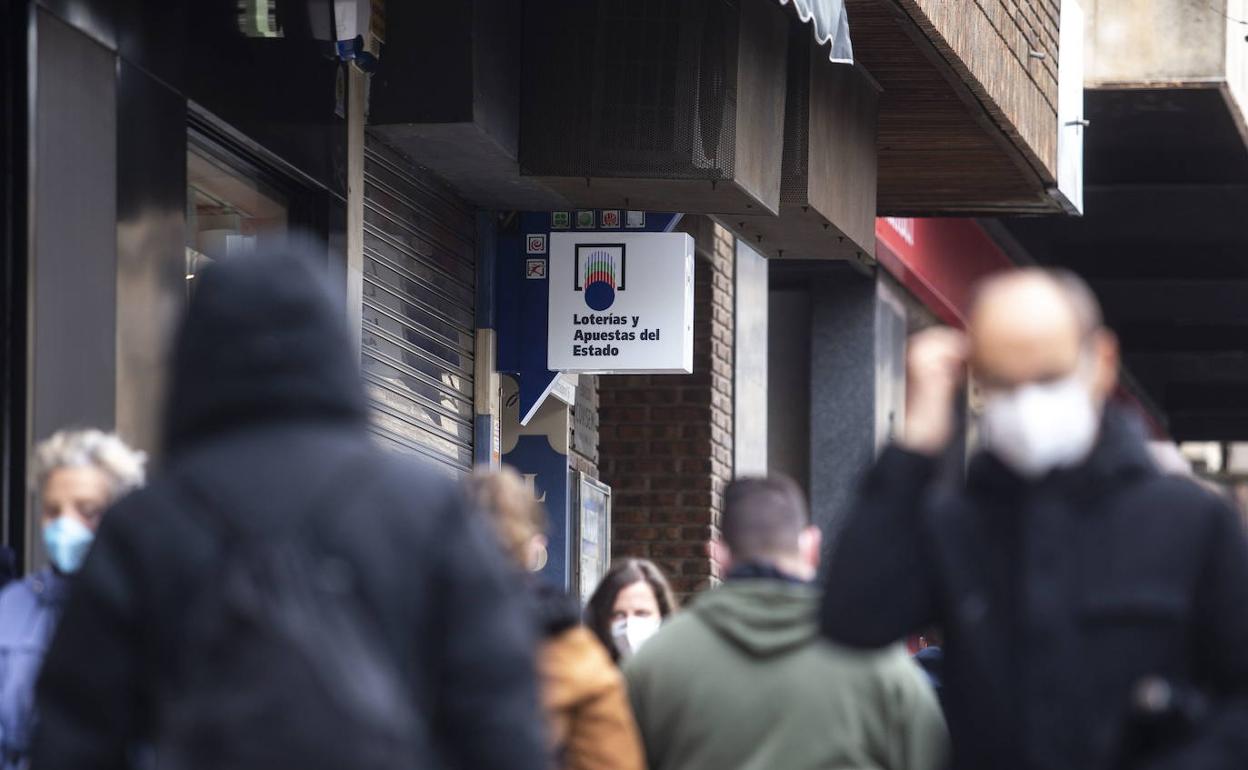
[586,559,679,663]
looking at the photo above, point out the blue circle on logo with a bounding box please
[585,282,615,312]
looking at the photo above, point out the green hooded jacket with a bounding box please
[624,580,949,770]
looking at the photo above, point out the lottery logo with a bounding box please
[574,244,626,312]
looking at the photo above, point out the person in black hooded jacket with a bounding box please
[822,269,1248,770]
[28,249,549,770]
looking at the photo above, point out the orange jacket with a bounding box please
[538,625,646,770]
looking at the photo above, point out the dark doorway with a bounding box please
[1,1,29,570]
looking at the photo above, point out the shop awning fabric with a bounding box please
[777,0,853,63]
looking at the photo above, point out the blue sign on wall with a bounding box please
[502,434,570,588]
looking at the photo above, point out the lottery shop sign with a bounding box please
[547,232,694,374]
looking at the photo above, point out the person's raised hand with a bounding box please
[901,327,968,456]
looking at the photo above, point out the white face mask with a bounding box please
[611,616,662,661]
[978,368,1100,479]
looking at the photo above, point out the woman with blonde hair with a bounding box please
[470,468,644,770]
[0,429,145,770]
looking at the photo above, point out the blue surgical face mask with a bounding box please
[42,516,95,574]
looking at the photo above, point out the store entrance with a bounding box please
[186,134,291,293]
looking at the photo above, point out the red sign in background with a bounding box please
[875,217,1165,438]
[875,217,1010,328]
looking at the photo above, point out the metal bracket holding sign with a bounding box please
[496,211,683,425]
[549,373,578,406]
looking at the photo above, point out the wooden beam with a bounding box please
[898,0,1058,177]
[845,0,1058,213]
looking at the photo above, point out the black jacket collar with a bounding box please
[967,404,1158,504]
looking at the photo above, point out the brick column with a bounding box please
[599,217,734,597]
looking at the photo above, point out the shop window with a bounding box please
[185,135,289,295]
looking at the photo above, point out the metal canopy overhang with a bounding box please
[777,0,854,63]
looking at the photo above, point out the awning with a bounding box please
[777,0,853,63]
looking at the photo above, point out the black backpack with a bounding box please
[155,464,428,770]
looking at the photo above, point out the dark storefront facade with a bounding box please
[1,0,27,567]
[2,1,355,569]
[1,1,506,571]
[2,0,1084,598]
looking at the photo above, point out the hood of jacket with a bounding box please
[162,249,368,456]
[693,580,821,659]
[539,625,621,711]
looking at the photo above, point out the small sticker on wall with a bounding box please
[625,210,646,228]
[526,259,547,279]
[576,210,596,229]
[601,210,621,228]
[552,211,571,230]
[526,234,547,254]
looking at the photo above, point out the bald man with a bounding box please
[821,269,1248,770]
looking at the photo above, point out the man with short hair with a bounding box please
[823,268,1248,770]
[625,475,948,770]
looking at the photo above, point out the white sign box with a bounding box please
[548,232,694,374]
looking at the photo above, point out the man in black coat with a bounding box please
[30,251,549,769]
[822,268,1248,770]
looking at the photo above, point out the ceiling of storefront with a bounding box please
[1004,86,1248,440]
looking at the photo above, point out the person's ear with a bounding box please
[1090,329,1120,403]
[527,534,549,572]
[708,539,733,573]
[799,525,823,572]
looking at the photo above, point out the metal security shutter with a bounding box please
[362,134,475,474]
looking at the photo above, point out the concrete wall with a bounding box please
[1084,0,1248,98]
[27,11,118,566]
[734,241,768,476]
[1085,0,1248,146]
[1226,0,1248,127]
[808,268,907,544]
[1085,0,1227,85]
[767,287,811,493]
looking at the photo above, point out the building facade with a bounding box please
[2,0,1087,594]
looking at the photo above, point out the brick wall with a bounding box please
[599,217,735,598]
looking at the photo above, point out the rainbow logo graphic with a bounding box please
[575,244,627,311]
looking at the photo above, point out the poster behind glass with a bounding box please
[576,474,612,606]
